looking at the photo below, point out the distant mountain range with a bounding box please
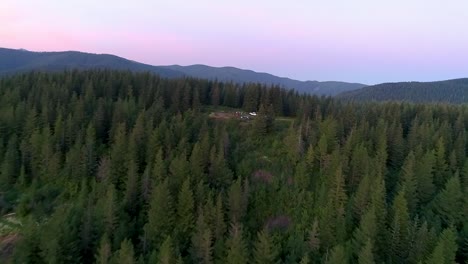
[0,48,366,96]
[163,64,366,96]
[338,79,468,104]
[0,48,183,78]
[2,48,467,103]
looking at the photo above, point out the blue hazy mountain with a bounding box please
[0,48,366,96]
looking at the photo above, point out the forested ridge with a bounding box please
[0,47,366,96]
[338,78,468,104]
[0,70,467,263]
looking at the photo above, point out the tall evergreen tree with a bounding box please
[425,228,458,264]
[325,244,348,264]
[225,223,248,264]
[114,239,135,264]
[253,229,278,264]
[388,189,410,263]
[358,239,375,264]
[144,180,174,249]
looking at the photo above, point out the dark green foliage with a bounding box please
[339,78,468,104]
[358,239,375,264]
[225,223,248,264]
[325,244,348,264]
[0,71,467,263]
[425,228,458,264]
[253,229,278,264]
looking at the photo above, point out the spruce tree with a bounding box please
[425,228,458,264]
[114,239,135,264]
[388,189,410,263]
[399,151,418,214]
[158,236,176,264]
[358,239,375,264]
[191,211,213,264]
[225,223,248,264]
[144,179,174,249]
[95,235,111,264]
[253,229,278,264]
[175,178,195,248]
[325,244,348,264]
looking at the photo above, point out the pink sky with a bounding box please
[1,0,468,84]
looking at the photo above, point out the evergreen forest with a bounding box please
[0,70,467,263]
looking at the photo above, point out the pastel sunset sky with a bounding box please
[1,0,467,84]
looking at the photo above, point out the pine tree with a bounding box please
[191,211,213,264]
[12,217,43,264]
[431,174,463,227]
[369,172,387,260]
[415,150,435,205]
[253,229,278,264]
[374,119,388,176]
[407,221,435,264]
[352,207,377,255]
[211,85,221,106]
[425,228,458,264]
[299,254,310,264]
[424,243,445,264]
[225,223,248,264]
[228,178,244,223]
[325,244,348,264]
[151,148,166,185]
[352,172,372,222]
[110,123,128,187]
[243,85,259,112]
[324,165,348,246]
[213,194,226,241]
[307,219,320,253]
[175,178,195,248]
[388,122,404,171]
[95,235,111,264]
[83,123,97,176]
[253,104,268,136]
[144,179,174,249]
[284,123,304,164]
[358,239,375,264]
[0,135,19,188]
[399,151,418,214]
[124,158,139,215]
[190,142,207,180]
[158,236,176,264]
[434,137,449,187]
[348,144,369,191]
[114,239,135,264]
[169,151,190,190]
[388,189,410,263]
[97,183,118,235]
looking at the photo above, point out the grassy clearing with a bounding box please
[0,214,20,237]
[275,117,295,123]
[202,105,241,113]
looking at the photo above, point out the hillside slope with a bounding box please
[0,48,366,95]
[164,64,366,95]
[338,78,468,104]
[0,48,184,78]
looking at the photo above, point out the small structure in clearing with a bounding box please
[209,110,255,121]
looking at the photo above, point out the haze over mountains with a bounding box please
[0,47,365,96]
[1,47,467,103]
[163,64,366,96]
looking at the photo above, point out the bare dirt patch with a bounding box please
[0,233,19,263]
[209,111,253,121]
